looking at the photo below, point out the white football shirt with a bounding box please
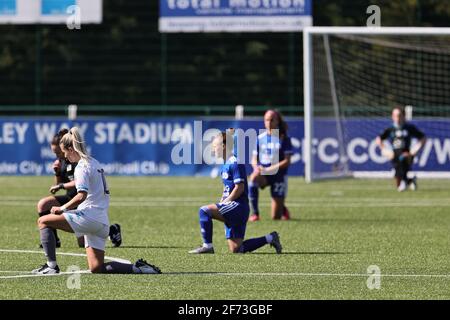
[74,157,110,226]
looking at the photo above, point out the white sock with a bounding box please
[47,261,57,268]
[265,234,273,244]
[203,243,213,249]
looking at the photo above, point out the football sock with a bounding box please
[199,206,213,245]
[40,227,57,265]
[38,211,59,241]
[248,181,259,215]
[239,236,268,253]
[102,262,134,274]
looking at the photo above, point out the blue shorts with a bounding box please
[263,174,288,198]
[216,201,250,239]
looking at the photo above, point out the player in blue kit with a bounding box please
[189,131,282,254]
[249,110,293,221]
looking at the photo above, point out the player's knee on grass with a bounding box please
[228,239,243,253]
[271,208,283,220]
[90,264,103,274]
[271,199,284,220]
[232,246,245,254]
[271,212,282,220]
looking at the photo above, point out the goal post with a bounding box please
[303,27,450,183]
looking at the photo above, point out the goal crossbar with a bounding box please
[304,27,450,35]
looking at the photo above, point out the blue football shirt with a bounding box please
[220,156,248,204]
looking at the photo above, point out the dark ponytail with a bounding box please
[266,109,288,138]
[51,128,69,146]
[216,129,235,158]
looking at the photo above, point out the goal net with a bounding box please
[303,27,450,182]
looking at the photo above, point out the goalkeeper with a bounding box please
[376,107,426,192]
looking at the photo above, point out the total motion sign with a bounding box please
[0,0,102,24]
[159,0,313,32]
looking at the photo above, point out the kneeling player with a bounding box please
[33,127,160,274]
[189,131,282,254]
[248,110,293,221]
[37,129,122,248]
[376,107,426,192]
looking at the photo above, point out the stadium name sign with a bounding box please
[0,118,449,176]
[159,0,312,32]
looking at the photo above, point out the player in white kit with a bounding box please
[32,127,161,275]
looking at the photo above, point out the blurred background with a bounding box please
[0,0,449,178]
[1,0,449,117]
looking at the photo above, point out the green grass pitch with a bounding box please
[0,176,449,299]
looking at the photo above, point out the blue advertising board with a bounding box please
[0,0,15,15]
[312,119,450,176]
[159,0,313,32]
[0,118,449,176]
[41,0,75,15]
[0,0,102,24]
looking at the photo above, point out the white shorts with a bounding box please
[63,210,109,251]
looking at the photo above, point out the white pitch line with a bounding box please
[1,250,450,280]
[0,248,131,279]
[2,201,450,208]
[0,270,91,280]
[163,272,450,278]
[3,270,450,280]
[0,249,131,264]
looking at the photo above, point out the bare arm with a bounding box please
[376,136,384,149]
[49,180,76,194]
[251,154,261,175]
[53,159,62,185]
[411,137,427,156]
[50,191,87,215]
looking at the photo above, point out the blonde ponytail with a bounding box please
[60,127,90,160]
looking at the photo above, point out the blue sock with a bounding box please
[199,206,213,245]
[240,236,268,253]
[248,182,259,215]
